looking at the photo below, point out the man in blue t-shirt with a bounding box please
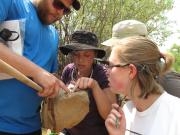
[0,0,80,134]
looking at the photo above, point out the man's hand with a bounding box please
[33,71,69,98]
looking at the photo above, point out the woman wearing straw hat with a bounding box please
[59,30,116,135]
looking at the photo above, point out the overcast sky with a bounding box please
[160,0,180,51]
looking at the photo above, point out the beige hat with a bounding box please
[102,20,148,46]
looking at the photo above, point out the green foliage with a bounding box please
[168,44,180,72]
[57,0,173,44]
[56,0,174,73]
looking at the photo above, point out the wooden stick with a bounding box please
[0,59,43,92]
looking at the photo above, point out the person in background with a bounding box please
[105,36,180,135]
[59,30,116,135]
[0,0,80,134]
[101,19,180,98]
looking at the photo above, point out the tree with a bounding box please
[168,44,180,72]
[58,0,173,42]
[56,0,174,73]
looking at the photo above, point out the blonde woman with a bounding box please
[105,36,180,135]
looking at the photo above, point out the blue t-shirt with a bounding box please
[0,0,59,133]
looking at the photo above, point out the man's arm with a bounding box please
[0,43,69,97]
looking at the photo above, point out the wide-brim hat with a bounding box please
[59,31,106,58]
[102,20,148,46]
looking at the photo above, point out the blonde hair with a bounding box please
[112,36,174,98]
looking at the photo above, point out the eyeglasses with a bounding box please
[108,63,129,69]
[52,0,71,15]
[94,59,129,69]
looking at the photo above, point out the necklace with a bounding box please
[68,66,94,92]
[71,67,94,82]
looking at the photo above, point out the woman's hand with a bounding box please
[105,104,126,135]
[74,77,98,91]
